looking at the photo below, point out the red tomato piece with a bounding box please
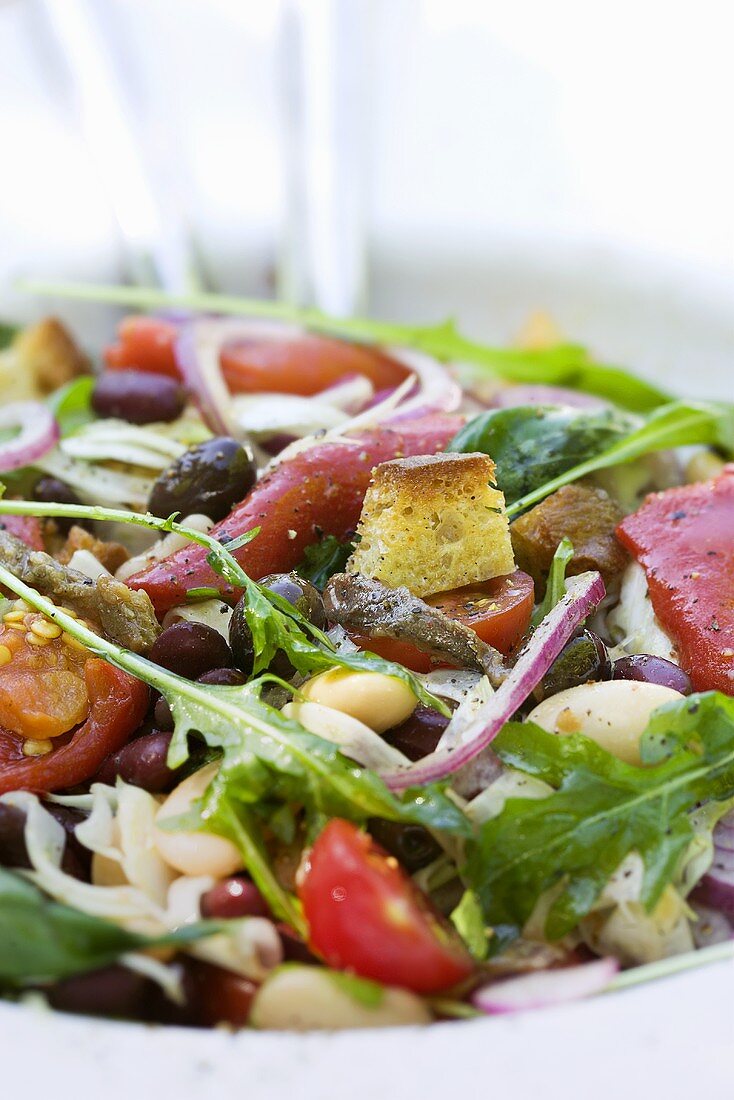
[0,658,149,794]
[220,334,408,396]
[126,414,464,614]
[104,317,179,379]
[426,570,535,654]
[345,632,436,673]
[298,819,474,994]
[616,465,734,694]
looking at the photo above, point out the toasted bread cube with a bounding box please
[14,317,90,395]
[347,452,515,597]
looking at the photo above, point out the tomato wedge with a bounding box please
[426,571,535,654]
[616,465,734,694]
[0,659,148,794]
[104,317,408,395]
[127,414,464,613]
[298,819,474,994]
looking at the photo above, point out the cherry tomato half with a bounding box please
[298,819,474,994]
[345,632,435,674]
[104,317,179,379]
[426,570,534,654]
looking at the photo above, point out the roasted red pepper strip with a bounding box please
[126,415,464,614]
[0,659,149,794]
[616,465,734,694]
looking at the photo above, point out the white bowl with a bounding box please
[3,249,734,1099]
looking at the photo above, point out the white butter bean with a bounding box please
[299,668,417,733]
[153,762,243,877]
[250,965,431,1030]
[527,680,683,764]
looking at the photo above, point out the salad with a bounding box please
[0,285,731,1031]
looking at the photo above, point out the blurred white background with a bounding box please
[1,0,733,382]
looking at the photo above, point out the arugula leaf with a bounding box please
[450,889,489,960]
[531,538,573,626]
[506,400,734,517]
[0,559,469,929]
[47,376,95,437]
[464,691,734,941]
[18,281,670,412]
[0,499,446,716]
[0,867,215,987]
[296,534,353,590]
[449,405,637,505]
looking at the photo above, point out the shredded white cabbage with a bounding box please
[283,700,410,770]
[465,769,553,825]
[436,675,494,750]
[61,419,186,469]
[37,448,155,508]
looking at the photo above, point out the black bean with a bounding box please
[47,965,152,1018]
[200,876,271,919]
[613,654,693,695]
[148,436,256,522]
[538,629,611,700]
[148,621,234,680]
[384,704,449,761]
[94,731,180,793]
[92,369,186,424]
[33,476,81,533]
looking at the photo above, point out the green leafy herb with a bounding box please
[0,323,19,351]
[18,280,671,412]
[531,538,573,626]
[449,405,637,505]
[47,376,95,437]
[506,400,734,517]
[0,867,215,987]
[450,889,490,960]
[296,534,354,590]
[464,691,734,941]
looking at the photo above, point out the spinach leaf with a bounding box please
[47,376,95,437]
[297,534,353,590]
[19,281,671,412]
[0,867,214,987]
[531,537,573,626]
[506,400,734,517]
[449,405,637,504]
[464,691,734,941]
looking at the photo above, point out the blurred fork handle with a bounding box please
[36,0,201,293]
[279,0,369,316]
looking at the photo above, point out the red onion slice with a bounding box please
[698,811,734,916]
[472,957,619,1015]
[174,320,238,436]
[379,347,462,424]
[380,571,606,790]
[0,401,60,472]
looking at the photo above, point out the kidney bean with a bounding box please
[47,965,152,1018]
[384,704,449,761]
[94,730,180,793]
[33,476,82,533]
[148,621,234,680]
[278,924,319,965]
[0,802,89,879]
[200,875,271,920]
[613,654,693,695]
[178,958,257,1028]
[92,369,186,424]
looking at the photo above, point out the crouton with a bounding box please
[13,317,90,395]
[57,525,129,575]
[347,452,515,597]
[510,482,628,588]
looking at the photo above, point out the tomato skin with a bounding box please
[220,334,408,396]
[104,317,179,379]
[346,632,436,673]
[426,570,535,654]
[126,415,464,614]
[0,660,149,794]
[298,819,474,994]
[616,466,734,694]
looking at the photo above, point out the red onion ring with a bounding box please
[698,810,734,916]
[380,571,606,790]
[0,401,60,472]
[472,957,619,1015]
[174,320,237,436]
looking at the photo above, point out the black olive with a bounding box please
[538,629,611,700]
[229,573,325,679]
[368,819,442,872]
[33,475,82,533]
[148,437,256,522]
